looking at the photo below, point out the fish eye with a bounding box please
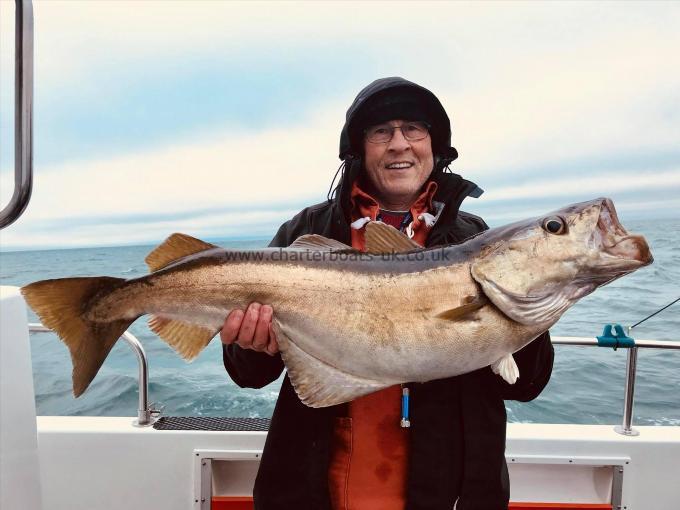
[542,216,566,235]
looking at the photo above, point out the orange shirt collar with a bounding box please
[349,179,439,250]
[350,179,439,222]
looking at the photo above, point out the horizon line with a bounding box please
[1,215,677,255]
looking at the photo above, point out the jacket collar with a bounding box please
[349,179,439,218]
[334,170,480,227]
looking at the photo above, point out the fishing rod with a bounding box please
[630,296,680,329]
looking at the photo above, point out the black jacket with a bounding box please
[224,77,554,509]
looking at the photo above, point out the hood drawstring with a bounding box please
[351,217,372,230]
[326,160,347,202]
[417,212,437,228]
[418,201,445,228]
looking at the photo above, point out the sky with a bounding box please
[0,0,678,250]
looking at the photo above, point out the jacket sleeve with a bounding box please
[495,331,554,402]
[221,218,299,388]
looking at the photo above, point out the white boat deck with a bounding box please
[32,416,680,509]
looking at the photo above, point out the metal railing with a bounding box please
[0,0,34,230]
[26,323,679,433]
[552,335,680,436]
[28,323,159,426]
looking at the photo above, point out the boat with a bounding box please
[3,312,678,510]
[2,2,679,509]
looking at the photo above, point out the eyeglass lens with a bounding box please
[365,122,429,143]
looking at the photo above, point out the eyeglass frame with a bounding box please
[363,121,432,144]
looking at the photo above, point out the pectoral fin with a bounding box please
[435,295,488,321]
[491,353,519,384]
[273,321,392,407]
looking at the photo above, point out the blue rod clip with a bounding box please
[596,324,635,350]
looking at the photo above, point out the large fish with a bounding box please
[22,197,651,407]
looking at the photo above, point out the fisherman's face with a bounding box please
[363,119,434,210]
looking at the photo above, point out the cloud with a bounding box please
[482,169,680,202]
[465,196,680,226]
[1,108,676,249]
[0,103,347,248]
[0,207,301,250]
[1,1,679,249]
[0,102,342,216]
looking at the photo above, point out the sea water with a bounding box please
[1,220,678,425]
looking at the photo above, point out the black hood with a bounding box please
[328,77,481,229]
[339,77,458,162]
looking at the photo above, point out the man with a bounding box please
[221,77,554,510]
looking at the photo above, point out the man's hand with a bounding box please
[220,303,279,356]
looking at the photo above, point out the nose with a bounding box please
[387,127,411,152]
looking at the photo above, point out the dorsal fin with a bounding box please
[289,234,353,252]
[365,221,421,254]
[145,233,217,272]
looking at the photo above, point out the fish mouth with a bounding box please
[594,198,653,266]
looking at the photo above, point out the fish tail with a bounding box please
[21,276,132,397]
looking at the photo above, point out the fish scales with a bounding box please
[100,258,488,382]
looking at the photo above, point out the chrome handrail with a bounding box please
[552,334,680,436]
[122,330,157,427]
[0,0,34,230]
[24,326,679,434]
[28,323,158,427]
[552,336,680,349]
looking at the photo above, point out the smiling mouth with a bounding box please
[385,162,414,169]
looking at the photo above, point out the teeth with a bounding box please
[386,162,412,169]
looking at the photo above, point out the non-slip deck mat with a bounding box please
[153,416,270,431]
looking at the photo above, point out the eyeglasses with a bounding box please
[364,121,431,144]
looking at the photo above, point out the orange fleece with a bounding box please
[328,180,439,510]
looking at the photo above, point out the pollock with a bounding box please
[21,198,652,407]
